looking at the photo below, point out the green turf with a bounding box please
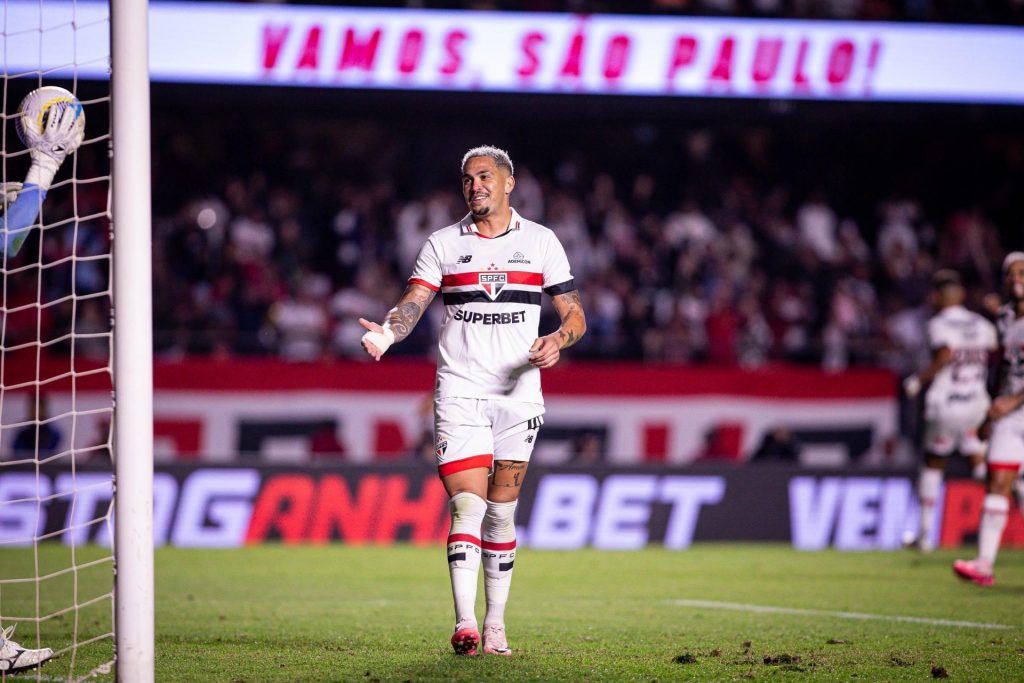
[3,544,1024,681]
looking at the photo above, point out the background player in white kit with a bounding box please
[954,252,1024,586]
[358,146,586,654]
[903,270,997,551]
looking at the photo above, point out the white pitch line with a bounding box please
[670,599,1013,630]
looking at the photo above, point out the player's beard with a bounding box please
[470,204,490,217]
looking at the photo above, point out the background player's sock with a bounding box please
[977,493,1009,569]
[917,467,943,544]
[447,492,487,627]
[482,499,518,627]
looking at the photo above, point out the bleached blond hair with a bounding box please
[461,145,514,176]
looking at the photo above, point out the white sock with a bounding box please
[482,499,518,627]
[447,492,487,627]
[917,467,943,542]
[977,493,1009,568]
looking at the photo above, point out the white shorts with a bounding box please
[923,395,989,457]
[987,408,1024,473]
[434,397,544,477]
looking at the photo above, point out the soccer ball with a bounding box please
[14,86,86,152]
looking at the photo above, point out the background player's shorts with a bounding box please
[923,396,989,457]
[987,408,1024,472]
[434,397,544,477]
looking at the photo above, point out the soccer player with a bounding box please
[1,97,83,257]
[359,146,585,656]
[0,625,53,673]
[902,270,996,552]
[953,252,1024,586]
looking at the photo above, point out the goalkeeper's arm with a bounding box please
[359,283,437,361]
[2,102,83,257]
[1,183,46,256]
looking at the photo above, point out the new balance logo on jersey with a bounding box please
[508,251,531,264]
[456,255,472,264]
[479,272,507,299]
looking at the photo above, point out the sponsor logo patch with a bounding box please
[508,251,531,264]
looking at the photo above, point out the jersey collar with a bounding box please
[461,208,523,239]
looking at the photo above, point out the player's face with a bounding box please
[462,156,514,218]
[1006,260,1024,301]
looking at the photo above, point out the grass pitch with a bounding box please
[5,543,1024,681]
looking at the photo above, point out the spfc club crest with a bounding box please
[435,438,448,459]
[479,272,507,300]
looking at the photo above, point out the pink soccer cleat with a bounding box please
[451,621,480,656]
[482,624,512,656]
[953,559,994,586]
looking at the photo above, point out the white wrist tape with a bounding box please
[361,324,395,355]
[24,156,60,192]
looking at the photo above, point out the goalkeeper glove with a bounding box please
[25,104,83,191]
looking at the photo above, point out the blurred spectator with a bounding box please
[12,395,61,460]
[750,426,801,463]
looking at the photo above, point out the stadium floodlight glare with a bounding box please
[0,0,154,681]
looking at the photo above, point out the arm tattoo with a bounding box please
[387,286,436,343]
[553,290,585,349]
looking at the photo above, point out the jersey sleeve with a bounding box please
[408,236,442,292]
[541,230,576,296]
[927,317,954,350]
[984,319,999,350]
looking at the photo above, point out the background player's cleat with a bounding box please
[902,532,934,553]
[953,559,994,586]
[482,624,512,656]
[0,625,54,673]
[451,620,480,656]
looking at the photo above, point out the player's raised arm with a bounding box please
[359,282,436,361]
[528,289,586,369]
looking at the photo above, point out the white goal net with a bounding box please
[1,1,151,680]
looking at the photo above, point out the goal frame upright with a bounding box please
[110,0,155,680]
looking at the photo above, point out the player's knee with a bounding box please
[449,491,487,527]
[484,500,518,540]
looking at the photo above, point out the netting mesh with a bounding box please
[1,1,114,680]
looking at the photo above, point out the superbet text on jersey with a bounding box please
[408,209,575,403]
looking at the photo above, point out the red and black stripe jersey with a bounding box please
[408,209,575,403]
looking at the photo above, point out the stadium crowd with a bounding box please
[136,112,1021,380]
[197,0,1024,26]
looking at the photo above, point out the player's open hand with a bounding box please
[529,334,561,369]
[359,318,386,361]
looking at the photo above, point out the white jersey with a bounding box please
[997,305,1024,397]
[925,305,997,405]
[409,209,575,403]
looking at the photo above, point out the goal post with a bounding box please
[110,0,154,680]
